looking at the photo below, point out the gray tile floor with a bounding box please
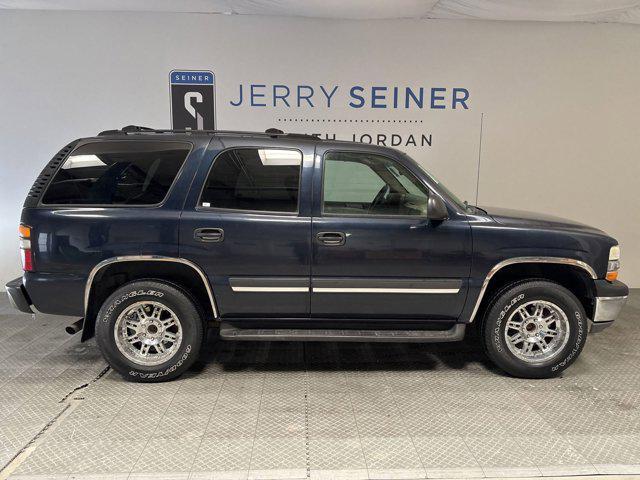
[1,291,639,480]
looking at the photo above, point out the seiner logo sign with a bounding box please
[170,70,216,130]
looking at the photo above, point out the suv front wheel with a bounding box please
[96,280,204,382]
[481,280,588,378]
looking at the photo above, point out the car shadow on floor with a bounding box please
[190,328,500,375]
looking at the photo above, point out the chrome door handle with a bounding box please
[194,227,224,243]
[316,231,346,246]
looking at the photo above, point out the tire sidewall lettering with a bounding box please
[101,290,164,324]
[488,285,587,375]
[101,288,190,377]
[95,281,203,382]
[128,344,192,379]
[493,293,525,352]
[551,310,584,372]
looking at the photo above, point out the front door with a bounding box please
[311,149,471,320]
[180,142,314,318]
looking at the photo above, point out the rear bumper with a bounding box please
[5,277,34,314]
[591,279,628,328]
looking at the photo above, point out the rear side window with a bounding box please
[41,141,190,205]
[199,148,302,213]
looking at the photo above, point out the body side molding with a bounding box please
[312,287,459,294]
[468,256,597,323]
[84,255,218,318]
[312,277,461,294]
[229,276,309,293]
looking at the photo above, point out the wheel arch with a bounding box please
[82,256,218,341]
[469,257,597,324]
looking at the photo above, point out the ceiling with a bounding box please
[1,0,639,25]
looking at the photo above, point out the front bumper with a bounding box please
[591,279,628,331]
[5,277,34,314]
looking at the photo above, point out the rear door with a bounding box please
[311,147,471,321]
[180,137,314,318]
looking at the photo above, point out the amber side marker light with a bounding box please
[19,224,33,272]
[606,245,620,282]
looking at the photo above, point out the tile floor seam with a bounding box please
[453,406,485,479]
[513,434,597,476]
[0,403,71,477]
[0,319,66,362]
[58,365,111,403]
[4,291,640,478]
[341,344,370,476]
[126,366,186,478]
[0,361,113,477]
[187,337,229,476]
[172,382,208,478]
[0,322,32,342]
[246,342,269,475]
[0,329,103,414]
[514,386,565,439]
[0,326,40,362]
[302,342,311,479]
[383,348,428,478]
[0,320,45,356]
[0,325,70,385]
[477,435,545,479]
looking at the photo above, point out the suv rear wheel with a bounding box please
[481,280,588,378]
[96,280,204,382]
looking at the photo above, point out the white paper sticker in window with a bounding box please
[258,149,302,166]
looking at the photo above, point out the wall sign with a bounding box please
[225,82,471,149]
[167,71,473,150]
[170,70,216,130]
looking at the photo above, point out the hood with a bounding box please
[481,206,607,236]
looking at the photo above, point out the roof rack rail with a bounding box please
[97,125,321,141]
[122,125,156,133]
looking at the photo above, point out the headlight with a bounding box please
[606,245,620,281]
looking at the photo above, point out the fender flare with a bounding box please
[468,256,597,323]
[83,255,218,325]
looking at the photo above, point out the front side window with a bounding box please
[323,151,429,216]
[200,148,302,213]
[42,141,190,205]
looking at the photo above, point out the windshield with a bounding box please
[399,153,471,212]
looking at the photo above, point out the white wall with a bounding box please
[1,10,639,286]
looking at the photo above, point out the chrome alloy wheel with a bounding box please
[504,300,570,364]
[114,301,183,366]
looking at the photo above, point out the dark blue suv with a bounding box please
[6,126,628,381]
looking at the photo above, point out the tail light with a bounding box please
[19,224,33,272]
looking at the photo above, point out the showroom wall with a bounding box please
[1,10,639,286]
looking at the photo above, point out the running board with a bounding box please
[219,322,466,343]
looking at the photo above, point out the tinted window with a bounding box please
[323,151,429,216]
[324,159,385,204]
[200,148,302,213]
[42,141,190,205]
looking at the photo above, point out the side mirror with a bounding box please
[427,195,448,221]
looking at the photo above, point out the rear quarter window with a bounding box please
[41,141,191,206]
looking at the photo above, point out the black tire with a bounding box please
[481,279,588,379]
[95,280,204,382]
